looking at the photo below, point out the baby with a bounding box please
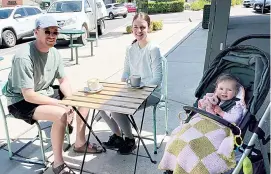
[199,74,246,123]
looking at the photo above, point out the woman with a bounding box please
[99,12,163,155]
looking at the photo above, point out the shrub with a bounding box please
[184,3,191,10]
[190,0,210,11]
[148,0,185,14]
[231,0,237,6]
[126,25,132,34]
[152,20,163,31]
[125,20,163,34]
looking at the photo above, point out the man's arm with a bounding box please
[58,77,72,97]
[22,88,59,105]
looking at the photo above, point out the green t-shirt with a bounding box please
[3,41,65,106]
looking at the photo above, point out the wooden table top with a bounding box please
[59,81,157,115]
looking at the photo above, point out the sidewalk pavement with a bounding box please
[0,17,208,174]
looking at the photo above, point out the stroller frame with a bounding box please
[181,34,270,174]
[232,102,270,174]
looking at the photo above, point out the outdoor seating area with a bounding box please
[0,6,269,174]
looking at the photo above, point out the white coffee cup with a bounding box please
[87,78,100,91]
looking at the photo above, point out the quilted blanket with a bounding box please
[159,114,236,174]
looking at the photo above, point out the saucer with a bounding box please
[83,84,103,93]
[127,82,145,89]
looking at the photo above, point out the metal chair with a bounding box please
[0,87,71,166]
[152,56,168,154]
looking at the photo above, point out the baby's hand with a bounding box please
[214,106,224,116]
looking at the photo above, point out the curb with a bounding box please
[164,22,202,58]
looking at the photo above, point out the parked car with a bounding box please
[0,5,43,48]
[253,0,270,13]
[46,0,107,45]
[105,3,128,19]
[243,0,255,7]
[124,3,137,13]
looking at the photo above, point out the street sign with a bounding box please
[2,0,23,7]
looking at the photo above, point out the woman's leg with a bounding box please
[99,111,121,136]
[99,111,124,149]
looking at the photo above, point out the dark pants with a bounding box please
[8,86,64,125]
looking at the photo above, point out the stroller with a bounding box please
[165,34,270,174]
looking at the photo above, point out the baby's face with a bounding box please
[216,80,236,101]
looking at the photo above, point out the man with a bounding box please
[3,16,102,174]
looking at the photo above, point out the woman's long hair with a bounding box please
[131,12,151,44]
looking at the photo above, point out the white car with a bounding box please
[243,0,255,7]
[0,5,43,48]
[106,3,128,20]
[46,0,107,45]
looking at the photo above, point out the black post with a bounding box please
[262,0,267,14]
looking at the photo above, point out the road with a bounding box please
[0,11,202,56]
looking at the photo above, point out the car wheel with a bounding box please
[98,20,105,35]
[2,30,16,48]
[109,13,114,20]
[123,14,127,18]
[77,25,88,45]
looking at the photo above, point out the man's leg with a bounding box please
[33,105,67,168]
[73,107,103,153]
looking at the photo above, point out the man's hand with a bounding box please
[57,104,74,124]
[214,105,224,117]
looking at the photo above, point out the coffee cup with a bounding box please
[87,78,100,91]
[127,75,141,87]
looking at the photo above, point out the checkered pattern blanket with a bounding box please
[159,114,236,174]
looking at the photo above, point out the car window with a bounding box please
[106,5,111,9]
[14,8,27,18]
[47,1,82,13]
[0,9,13,19]
[34,8,42,14]
[25,7,37,16]
[84,0,91,9]
[114,4,124,7]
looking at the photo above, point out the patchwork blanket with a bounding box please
[159,114,236,174]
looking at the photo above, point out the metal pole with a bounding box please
[232,103,270,174]
[262,0,266,14]
[94,0,98,47]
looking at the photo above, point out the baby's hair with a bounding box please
[131,12,151,44]
[215,74,241,95]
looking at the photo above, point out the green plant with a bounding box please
[152,20,163,31]
[148,0,185,14]
[184,2,191,10]
[231,0,237,6]
[125,20,163,33]
[190,0,210,11]
[126,25,132,34]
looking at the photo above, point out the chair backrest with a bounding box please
[160,57,168,102]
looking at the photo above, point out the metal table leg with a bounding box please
[70,34,73,61]
[126,101,157,174]
[72,107,106,174]
[90,41,94,56]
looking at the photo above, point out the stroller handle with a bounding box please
[183,106,241,135]
[231,34,270,47]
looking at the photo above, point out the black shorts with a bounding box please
[8,85,64,125]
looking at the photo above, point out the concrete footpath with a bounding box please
[0,16,207,174]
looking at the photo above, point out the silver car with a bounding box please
[243,0,255,7]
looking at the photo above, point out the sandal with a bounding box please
[73,142,103,154]
[52,162,75,174]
